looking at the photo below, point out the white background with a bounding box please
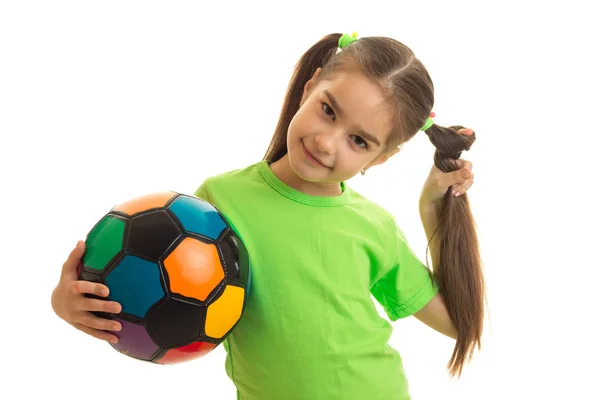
[1,1,598,399]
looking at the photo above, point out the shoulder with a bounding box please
[197,161,257,185]
[208,160,265,184]
[344,186,411,268]
[193,161,263,202]
[346,185,399,231]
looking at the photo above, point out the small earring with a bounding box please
[361,169,366,176]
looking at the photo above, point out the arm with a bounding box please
[415,199,458,340]
[414,293,457,340]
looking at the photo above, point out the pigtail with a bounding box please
[263,34,342,162]
[423,124,486,378]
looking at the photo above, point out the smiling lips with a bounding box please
[303,142,331,168]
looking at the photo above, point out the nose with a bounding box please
[314,133,336,154]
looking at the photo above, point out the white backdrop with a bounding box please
[1,1,598,399]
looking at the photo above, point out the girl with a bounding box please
[51,32,485,400]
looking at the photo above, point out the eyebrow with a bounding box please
[323,89,381,147]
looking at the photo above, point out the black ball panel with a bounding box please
[219,230,250,286]
[146,297,205,348]
[127,210,181,260]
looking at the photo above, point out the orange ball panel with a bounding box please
[112,191,177,216]
[205,285,245,339]
[164,237,225,301]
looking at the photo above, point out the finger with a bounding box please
[458,128,474,135]
[62,241,86,278]
[448,168,472,187]
[79,312,122,332]
[82,298,122,314]
[453,176,475,197]
[70,280,110,297]
[74,323,120,343]
[455,158,473,171]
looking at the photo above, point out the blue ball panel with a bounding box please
[169,196,226,240]
[106,255,165,318]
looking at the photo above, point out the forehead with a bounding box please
[318,71,394,140]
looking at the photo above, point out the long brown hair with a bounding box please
[263,33,485,378]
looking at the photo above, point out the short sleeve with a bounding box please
[193,178,212,203]
[370,223,439,321]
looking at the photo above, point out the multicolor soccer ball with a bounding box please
[78,191,251,364]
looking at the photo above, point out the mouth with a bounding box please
[302,141,331,168]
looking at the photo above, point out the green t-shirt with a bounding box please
[194,160,438,400]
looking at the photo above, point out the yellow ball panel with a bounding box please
[205,285,245,339]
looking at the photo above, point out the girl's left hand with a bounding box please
[420,128,475,204]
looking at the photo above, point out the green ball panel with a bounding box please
[84,215,126,271]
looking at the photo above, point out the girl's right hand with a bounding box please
[51,241,123,343]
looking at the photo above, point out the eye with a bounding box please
[351,135,369,149]
[321,102,336,120]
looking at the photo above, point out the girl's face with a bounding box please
[285,69,396,189]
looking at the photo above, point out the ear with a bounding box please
[300,68,322,105]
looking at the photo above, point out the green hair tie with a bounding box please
[420,112,436,131]
[338,32,358,49]
[420,117,434,131]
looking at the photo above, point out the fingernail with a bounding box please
[454,191,461,197]
[110,338,118,344]
[112,324,121,331]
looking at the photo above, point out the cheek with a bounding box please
[290,107,321,136]
[338,149,366,170]
[287,113,305,140]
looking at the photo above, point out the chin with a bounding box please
[288,146,324,182]
[289,158,318,183]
